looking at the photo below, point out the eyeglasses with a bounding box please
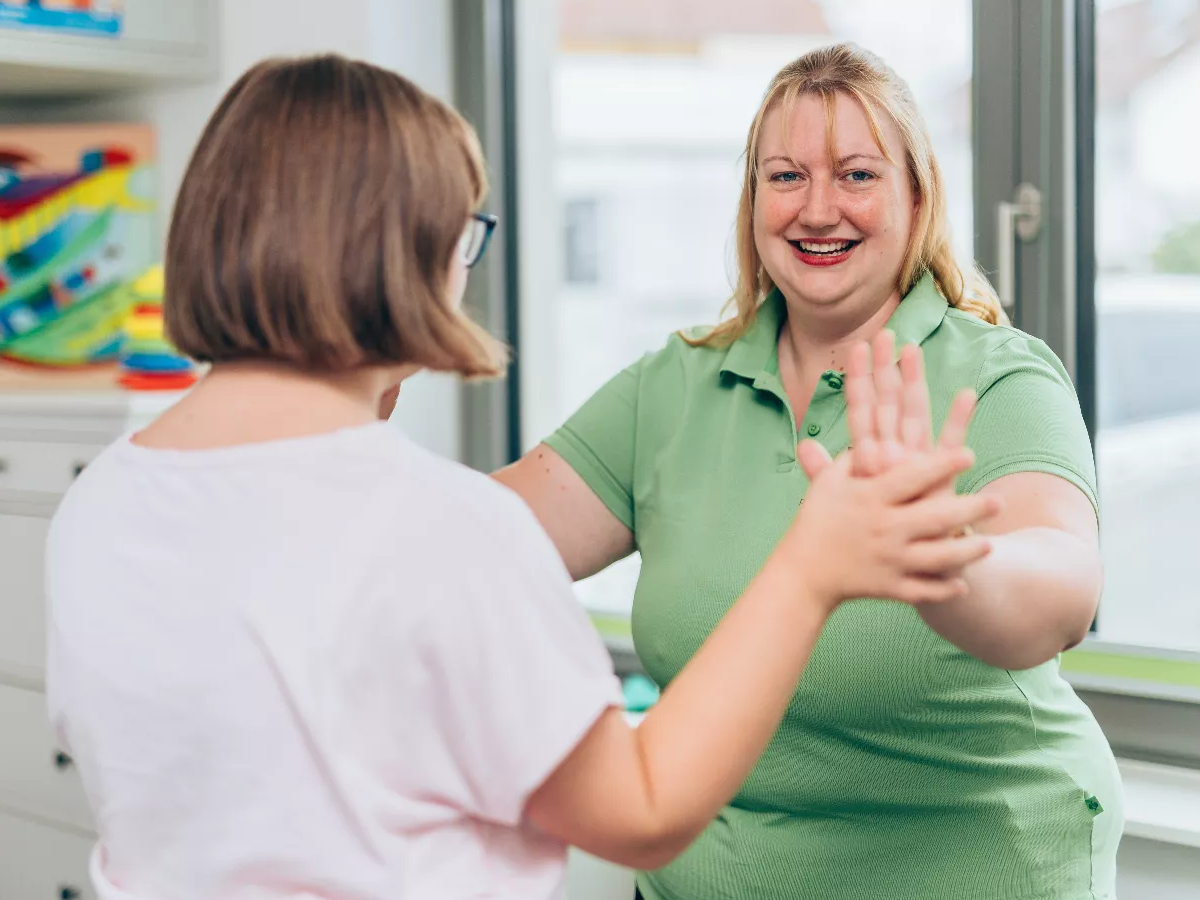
[459,213,498,268]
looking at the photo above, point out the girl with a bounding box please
[45,55,995,900]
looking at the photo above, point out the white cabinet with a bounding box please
[0,682,93,832]
[0,390,180,899]
[0,512,50,682]
[0,808,95,900]
[0,0,217,95]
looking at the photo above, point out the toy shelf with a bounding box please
[0,0,217,96]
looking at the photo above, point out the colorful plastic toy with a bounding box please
[117,264,197,391]
[0,125,155,368]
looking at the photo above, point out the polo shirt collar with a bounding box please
[718,287,786,383]
[718,272,949,383]
[886,271,950,350]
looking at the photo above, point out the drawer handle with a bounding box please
[53,751,74,770]
[60,887,81,900]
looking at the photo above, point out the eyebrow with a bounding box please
[759,153,887,167]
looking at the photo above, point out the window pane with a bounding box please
[536,0,974,615]
[1093,0,1200,651]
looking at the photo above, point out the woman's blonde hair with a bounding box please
[166,54,506,377]
[697,42,1005,347]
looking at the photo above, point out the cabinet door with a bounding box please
[0,682,93,833]
[0,807,94,900]
[0,512,49,677]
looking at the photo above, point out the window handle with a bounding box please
[996,182,1042,313]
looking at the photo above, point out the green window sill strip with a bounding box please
[588,612,1200,698]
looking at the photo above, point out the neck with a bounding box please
[136,360,419,450]
[201,361,412,411]
[779,289,902,376]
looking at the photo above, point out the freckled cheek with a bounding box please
[841,195,889,236]
[756,191,803,234]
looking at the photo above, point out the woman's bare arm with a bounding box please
[493,446,634,581]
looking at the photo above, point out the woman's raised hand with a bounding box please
[781,333,999,610]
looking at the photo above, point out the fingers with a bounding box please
[796,439,833,481]
[937,388,976,451]
[898,492,1002,541]
[900,534,993,574]
[893,575,971,604]
[878,445,976,503]
[871,331,902,462]
[898,344,932,451]
[845,341,881,476]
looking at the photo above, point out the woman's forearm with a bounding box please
[917,527,1101,670]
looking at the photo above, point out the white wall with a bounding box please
[1,0,463,458]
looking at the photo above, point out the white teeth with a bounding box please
[798,240,853,254]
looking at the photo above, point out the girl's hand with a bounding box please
[785,441,998,610]
[779,333,999,611]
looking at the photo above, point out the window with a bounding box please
[1091,0,1200,653]
[563,197,602,285]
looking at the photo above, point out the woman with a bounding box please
[496,43,1121,900]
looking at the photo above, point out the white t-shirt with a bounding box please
[45,422,622,900]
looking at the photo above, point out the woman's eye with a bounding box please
[844,170,875,184]
[769,171,801,184]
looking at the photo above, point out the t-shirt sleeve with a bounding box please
[417,492,624,827]
[542,355,646,531]
[959,333,1098,515]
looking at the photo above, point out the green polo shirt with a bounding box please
[545,274,1122,900]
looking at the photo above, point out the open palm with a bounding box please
[844,330,975,481]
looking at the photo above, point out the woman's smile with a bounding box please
[788,236,863,266]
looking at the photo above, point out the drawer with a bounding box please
[0,439,107,496]
[0,513,50,675]
[0,682,93,833]
[0,806,95,900]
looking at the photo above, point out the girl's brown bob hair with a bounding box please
[165,54,506,377]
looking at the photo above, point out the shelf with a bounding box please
[0,0,216,96]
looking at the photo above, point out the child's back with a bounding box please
[46,422,620,900]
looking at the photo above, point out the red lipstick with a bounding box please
[788,237,861,267]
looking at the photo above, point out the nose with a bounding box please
[797,177,839,230]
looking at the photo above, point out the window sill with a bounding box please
[1062,640,1200,704]
[1118,758,1200,849]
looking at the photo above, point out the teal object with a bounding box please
[621,674,659,712]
